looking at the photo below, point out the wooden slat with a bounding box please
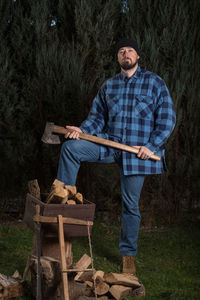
[33,214,93,226]
[58,215,69,300]
[62,268,93,273]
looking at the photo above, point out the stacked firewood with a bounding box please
[80,272,144,299]
[46,179,83,204]
[77,271,144,300]
[73,254,145,300]
[28,253,144,300]
[28,179,84,204]
[0,271,24,300]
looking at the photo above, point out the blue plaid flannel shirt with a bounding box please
[80,66,176,175]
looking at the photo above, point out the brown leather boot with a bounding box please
[122,255,136,275]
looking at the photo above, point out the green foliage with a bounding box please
[0,0,199,220]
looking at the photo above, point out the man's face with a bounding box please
[117,47,140,70]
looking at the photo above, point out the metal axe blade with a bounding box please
[41,122,61,144]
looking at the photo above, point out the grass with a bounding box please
[0,218,200,299]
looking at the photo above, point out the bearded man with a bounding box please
[56,38,176,276]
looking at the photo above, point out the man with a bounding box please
[57,38,176,275]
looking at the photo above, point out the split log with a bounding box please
[109,284,132,300]
[75,192,84,204]
[0,272,24,300]
[131,283,145,297]
[96,281,110,296]
[74,254,92,281]
[76,270,93,282]
[12,270,22,280]
[65,185,77,197]
[94,270,105,283]
[85,281,93,288]
[46,186,69,204]
[52,179,65,188]
[104,273,141,288]
[66,199,76,205]
[83,286,94,297]
[46,179,69,204]
[28,179,41,200]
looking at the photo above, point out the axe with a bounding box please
[41,122,161,161]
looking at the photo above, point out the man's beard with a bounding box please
[120,59,138,71]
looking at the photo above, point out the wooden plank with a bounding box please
[33,214,93,226]
[104,273,140,288]
[58,215,69,300]
[77,296,109,300]
[109,284,132,300]
[65,238,73,266]
[63,269,93,273]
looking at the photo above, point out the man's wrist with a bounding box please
[144,143,157,153]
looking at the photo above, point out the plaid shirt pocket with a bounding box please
[135,95,154,118]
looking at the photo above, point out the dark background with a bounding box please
[0,0,199,225]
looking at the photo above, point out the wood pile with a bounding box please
[28,179,84,204]
[0,271,24,300]
[73,254,145,300]
[28,253,144,300]
[76,270,144,300]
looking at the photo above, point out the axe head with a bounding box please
[41,122,61,144]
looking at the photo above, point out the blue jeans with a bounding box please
[57,139,145,256]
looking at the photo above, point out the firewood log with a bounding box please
[85,281,93,288]
[94,270,105,283]
[95,281,110,296]
[74,254,92,281]
[0,272,24,300]
[104,273,140,288]
[67,199,76,205]
[46,186,69,204]
[75,192,83,204]
[76,270,93,282]
[65,185,77,197]
[109,284,132,300]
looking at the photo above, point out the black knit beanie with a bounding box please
[116,38,140,55]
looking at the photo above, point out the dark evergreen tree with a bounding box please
[0,0,199,222]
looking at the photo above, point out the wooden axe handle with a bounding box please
[53,125,161,161]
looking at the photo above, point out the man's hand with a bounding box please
[65,126,82,139]
[133,146,154,160]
